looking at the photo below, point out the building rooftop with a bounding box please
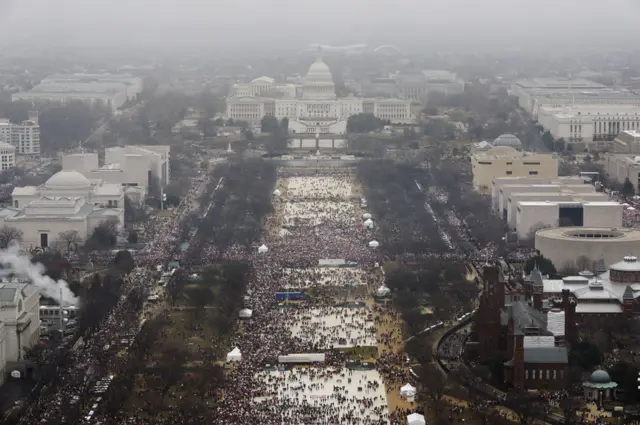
[524,346,568,364]
[516,78,606,89]
[517,200,621,207]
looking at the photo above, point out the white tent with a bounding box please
[377,285,391,297]
[258,244,269,254]
[226,347,242,362]
[364,219,374,229]
[362,213,372,219]
[400,383,417,401]
[628,206,636,211]
[369,240,380,248]
[407,413,426,425]
[623,203,630,207]
[273,189,281,196]
[10,370,21,379]
[239,308,253,319]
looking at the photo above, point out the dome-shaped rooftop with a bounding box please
[305,57,334,83]
[609,256,640,272]
[493,134,523,148]
[589,369,611,384]
[45,171,91,190]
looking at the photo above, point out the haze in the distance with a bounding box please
[1,0,639,50]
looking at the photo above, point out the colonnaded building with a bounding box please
[226,56,412,135]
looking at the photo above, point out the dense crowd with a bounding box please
[17,175,211,425]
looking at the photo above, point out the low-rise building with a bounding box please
[12,73,142,113]
[516,200,622,239]
[0,282,40,364]
[505,191,607,231]
[536,105,640,149]
[5,171,124,248]
[62,145,169,200]
[491,176,587,211]
[535,255,640,320]
[474,265,571,390]
[604,152,640,193]
[472,146,558,194]
[535,227,640,272]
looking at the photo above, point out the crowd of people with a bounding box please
[16,175,212,425]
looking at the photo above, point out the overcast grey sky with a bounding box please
[1,0,639,49]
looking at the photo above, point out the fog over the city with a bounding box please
[1,0,639,50]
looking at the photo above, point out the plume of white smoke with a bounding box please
[0,245,78,305]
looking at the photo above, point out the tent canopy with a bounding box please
[369,240,379,248]
[400,383,416,396]
[226,347,242,362]
[273,189,281,196]
[239,308,253,318]
[362,213,372,219]
[407,413,426,425]
[258,244,268,253]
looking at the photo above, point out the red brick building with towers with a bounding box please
[473,263,575,390]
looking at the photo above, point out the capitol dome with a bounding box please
[45,171,91,190]
[302,56,336,100]
[305,57,334,83]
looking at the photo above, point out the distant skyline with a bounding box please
[1,0,639,50]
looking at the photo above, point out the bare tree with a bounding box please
[418,362,450,424]
[560,398,582,425]
[505,389,544,425]
[575,255,592,272]
[57,229,82,252]
[0,226,23,249]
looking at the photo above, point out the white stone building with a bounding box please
[537,105,640,147]
[511,78,640,117]
[471,146,559,194]
[0,142,16,170]
[226,57,412,134]
[0,111,41,155]
[12,73,143,113]
[0,282,40,364]
[4,171,125,249]
[62,145,169,201]
[515,200,622,239]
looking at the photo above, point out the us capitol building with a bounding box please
[225,56,412,135]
